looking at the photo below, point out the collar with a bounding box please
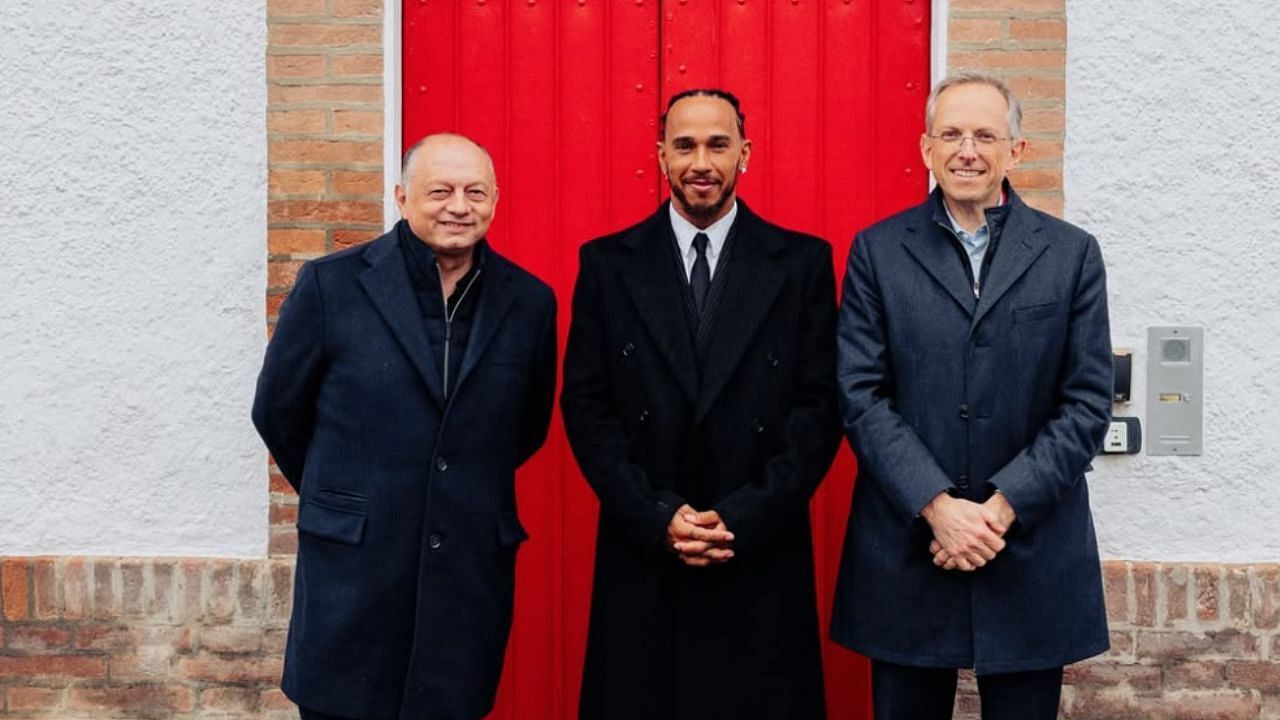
[668,200,738,261]
[931,180,1017,235]
[397,219,488,275]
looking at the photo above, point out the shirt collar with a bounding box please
[668,200,738,261]
[940,189,1006,240]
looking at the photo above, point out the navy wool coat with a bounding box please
[562,203,842,720]
[830,186,1113,674]
[252,224,556,719]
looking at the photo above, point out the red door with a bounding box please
[402,2,930,717]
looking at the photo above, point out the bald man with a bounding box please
[253,133,557,720]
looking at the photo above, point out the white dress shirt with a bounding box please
[668,200,738,282]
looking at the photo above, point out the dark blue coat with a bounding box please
[252,224,556,719]
[830,186,1112,674]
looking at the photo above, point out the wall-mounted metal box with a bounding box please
[1146,326,1203,456]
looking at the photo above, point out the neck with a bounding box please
[943,196,997,234]
[674,197,734,230]
[435,250,474,297]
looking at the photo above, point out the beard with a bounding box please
[668,170,739,226]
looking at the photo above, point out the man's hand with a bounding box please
[921,492,1007,571]
[666,505,735,567]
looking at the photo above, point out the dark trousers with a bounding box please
[298,709,360,720]
[871,660,1063,720]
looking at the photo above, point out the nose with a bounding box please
[446,188,468,214]
[956,136,979,158]
[691,146,712,171]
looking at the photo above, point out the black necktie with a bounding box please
[691,232,710,314]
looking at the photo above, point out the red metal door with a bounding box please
[402,2,930,717]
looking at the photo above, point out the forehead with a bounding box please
[933,83,1010,130]
[665,96,740,139]
[411,141,494,186]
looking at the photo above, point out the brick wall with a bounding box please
[266,0,386,559]
[948,0,1066,217]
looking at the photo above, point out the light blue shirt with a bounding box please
[942,203,990,298]
[669,200,737,281]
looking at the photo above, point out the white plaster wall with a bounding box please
[0,2,268,556]
[1066,1,1280,562]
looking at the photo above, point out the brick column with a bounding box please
[948,0,1066,217]
[266,0,386,556]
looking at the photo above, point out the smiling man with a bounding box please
[562,89,841,719]
[831,72,1113,719]
[253,133,556,720]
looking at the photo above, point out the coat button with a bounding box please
[958,404,970,420]
[436,457,448,472]
[766,352,780,368]
[621,342,635,358]
[427,533,443,550]
[751,418,764,434]
[638,409,650,423]
[957,475,970,490]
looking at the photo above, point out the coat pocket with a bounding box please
[297,501,367,545]
[497,511,529,548]
[1012,298,1067,324]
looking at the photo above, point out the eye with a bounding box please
[710,140,731,152]
[673,140,693,152]
[976,130,999,144]
[466,189,488,200]
[939,129,963,142]
[428,189,450,199]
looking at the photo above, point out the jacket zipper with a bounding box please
[439,265,482,398]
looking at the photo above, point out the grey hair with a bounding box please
[400,132,497,187]
[924,71,1023,139]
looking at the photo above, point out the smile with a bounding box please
[950,168,984,178]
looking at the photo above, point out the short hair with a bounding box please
[400,132,496,187]
[659,88,747,140]
[925,71,1023,139]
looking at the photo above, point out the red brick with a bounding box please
[179,559,205,624]
[1227,568,1250,625]
[1197,566,1222,621]
[334,109,383,136]
[1004,75,1065,102]
[268,561,295,624]
[1164,565,1189,624]
[270,471,298,494]
[268,0,325,17]
[1009,168,1061,192]
[262,687,296,710]
[200,686,260,711]
[1063,661,1160,692]
[68,684,194,713]
[76,624,136,652]
[270,168,328,195]
[269,228,327,255]
[92,559,116,619]
[269,83,383,105]
[1133,562,1157,627]
[121,561,145,615]
[269,109,328,134]
[1009,18,1066,44]
[6,625,72,652]
[1020,107,1064,135]
[331,54,383,78]
[0,655,106,679]
[333,169,383,195]
[264,628,289,655]
[1165,661,1226,690]
[949,17,1003,45]
[1226,661,1280,691]
[178,655,284,683]
[237,562,266,621]
[149,561,175,620]
[7,686,63,712]
[950,49,1065,71]
[1103,562,1128,623]
[63,558,87,620]
[269,54,326,79]
[31,558,58,619]
[268,259,304,289]
[333,0,382,18]
[1256,566,1280,629]
[334,228,383,250]
[1019,139,1063,165]
[270,528,300,556]
[950,0,1063,11]
[269,24,380,48]
[138,625,193,652]
[208,560,236,622]
[1158,691,1259,719]
[2,558,29,621]
[270,501,300,525]
[270,139,381,165]
[1136,630,1259,662]
[269,199,383,225]
[1107,630,1133,658]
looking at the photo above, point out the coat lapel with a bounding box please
[901,198,976,318]
[694,204,784,423]
[618,207,699,403]
[971,198,1048,329]
[453,249,519,395]
[359,232,446,408]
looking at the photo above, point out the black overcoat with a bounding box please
[562,202,841,720]
[252,223,556,719]
[831,186,1112,674]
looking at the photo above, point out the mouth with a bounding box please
[949,167,985,179]
[683,176,721,193]
[439,221,474,230]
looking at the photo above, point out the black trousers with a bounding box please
[298,709,362,720]
[871,660,1063,720]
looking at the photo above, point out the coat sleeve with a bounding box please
[838,232,956,523]
[561,244,686,551]
[985,235,1112,530]
[712,242,842,557]
[251,261,327,492]
[516,288,558,468]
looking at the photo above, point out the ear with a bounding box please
[738,137,752,172]
[919,133,935,175]
[656,140,668,178]
[1007,138,1028,171]
[394,184,408,216]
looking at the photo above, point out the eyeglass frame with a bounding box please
[925,129,1017,147]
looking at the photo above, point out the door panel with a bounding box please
[402,3,930,717]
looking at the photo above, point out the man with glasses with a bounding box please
[831,71,1113,719]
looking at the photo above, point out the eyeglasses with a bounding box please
[926,130,1013,147]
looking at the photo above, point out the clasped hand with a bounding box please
[922,492,1016,572]
[666,504,735,567]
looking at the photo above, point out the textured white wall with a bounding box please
[0,2,268,556]
[1066,1,1280,562]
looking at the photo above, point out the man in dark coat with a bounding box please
[252,133,556,720]
[562,89,841,720]
[831,71,1113,719]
